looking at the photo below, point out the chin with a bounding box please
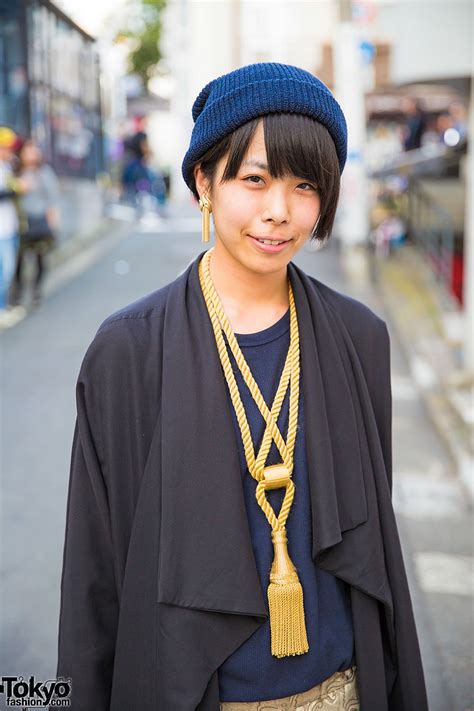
[243,251,292,276]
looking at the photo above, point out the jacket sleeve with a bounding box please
[56,371,119,709]
[369,320,393,495]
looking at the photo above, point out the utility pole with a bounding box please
[339,0,352,22]
[463,76,474,371]
[168,0,191,203]
[333,0,371,280]
[231,0,241,70]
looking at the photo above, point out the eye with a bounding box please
[297,182,317,191]
[244,175,265,185]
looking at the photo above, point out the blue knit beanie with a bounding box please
[181,62,348,190]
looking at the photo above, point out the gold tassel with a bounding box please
[199,195,212,243]
[267,528,309,658]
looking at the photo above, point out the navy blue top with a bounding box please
[218,308,355,703]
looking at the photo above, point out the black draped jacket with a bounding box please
[56,252,428,710]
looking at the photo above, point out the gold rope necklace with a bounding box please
[198,247,309,658]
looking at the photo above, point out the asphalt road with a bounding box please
[1,214,472,710]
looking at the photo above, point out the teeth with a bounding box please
[257,238,284,245]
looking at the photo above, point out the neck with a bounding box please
[208,240,289,332]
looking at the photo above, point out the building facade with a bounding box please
[0,0,103,179]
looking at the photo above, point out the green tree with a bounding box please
[120,0,167,86]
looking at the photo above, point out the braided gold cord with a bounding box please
[198,248,300,532]
[201,248,299,465]
[200,251,291,472]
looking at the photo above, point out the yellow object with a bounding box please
[198,248,309,658]
[268,528,309,659]
[0,127,17,149]
[199,194,212,243]
[263,464,291,491]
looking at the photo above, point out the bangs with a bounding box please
[222,113,339,191]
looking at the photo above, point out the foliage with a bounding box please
[119,0,167,85]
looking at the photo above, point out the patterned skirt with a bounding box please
[219,666,359,711]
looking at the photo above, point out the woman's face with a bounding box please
[195,121,321,277]
[20,142,42,167]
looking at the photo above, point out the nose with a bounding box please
[261,184,290,225]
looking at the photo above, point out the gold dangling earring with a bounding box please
[199,194,212,243]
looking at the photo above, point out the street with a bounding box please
[1,217,472,711]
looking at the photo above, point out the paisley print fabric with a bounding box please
[220,667,359,711]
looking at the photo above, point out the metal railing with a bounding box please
[368,143,465,300]
[406,180,455,293]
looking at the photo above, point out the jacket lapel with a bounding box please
[290,262,395,649]
[157,256,267,618]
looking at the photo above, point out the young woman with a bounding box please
[0,127,21,320]
[56,64,428,710]
[11,139,59,308]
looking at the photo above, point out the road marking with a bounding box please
[114,260,130,275]
[414,552,473,597]
[392,471,467,519]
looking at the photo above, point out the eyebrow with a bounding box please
[241,159,269,170]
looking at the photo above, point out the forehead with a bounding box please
[244,120,265,156]
[238,120,268,170]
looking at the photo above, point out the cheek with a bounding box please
[298,197,321,232]
[214,188,256,232]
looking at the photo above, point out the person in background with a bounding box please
[0,127,23,326]
[122,114,148,166]
[121,129,151,201]
[10,139,60,309]
[448,101,467,144]
[401,97,427,151]
[121,119,167,214]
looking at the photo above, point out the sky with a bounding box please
[55,0,128,37]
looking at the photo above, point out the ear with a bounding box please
[194,163,210,199]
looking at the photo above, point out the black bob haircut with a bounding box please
[190,112,341,243]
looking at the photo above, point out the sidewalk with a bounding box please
[371,243,473,501]
[303,236,473,502]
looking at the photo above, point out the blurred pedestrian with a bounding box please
[121,130,151,197]
[121,121,167,215]
[401,97,427,151]
[10,139,59,309]
[448,101,467,143]
[122,114,148,166]
[0,127,22,325]
[57,64,428,710]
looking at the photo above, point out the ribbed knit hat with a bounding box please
[181,62,348,190]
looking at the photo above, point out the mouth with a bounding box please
[247,235,292,253]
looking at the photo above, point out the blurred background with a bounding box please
[0,0,472,709]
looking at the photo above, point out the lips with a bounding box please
[247,235,292,254]
[249,235,291,245]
